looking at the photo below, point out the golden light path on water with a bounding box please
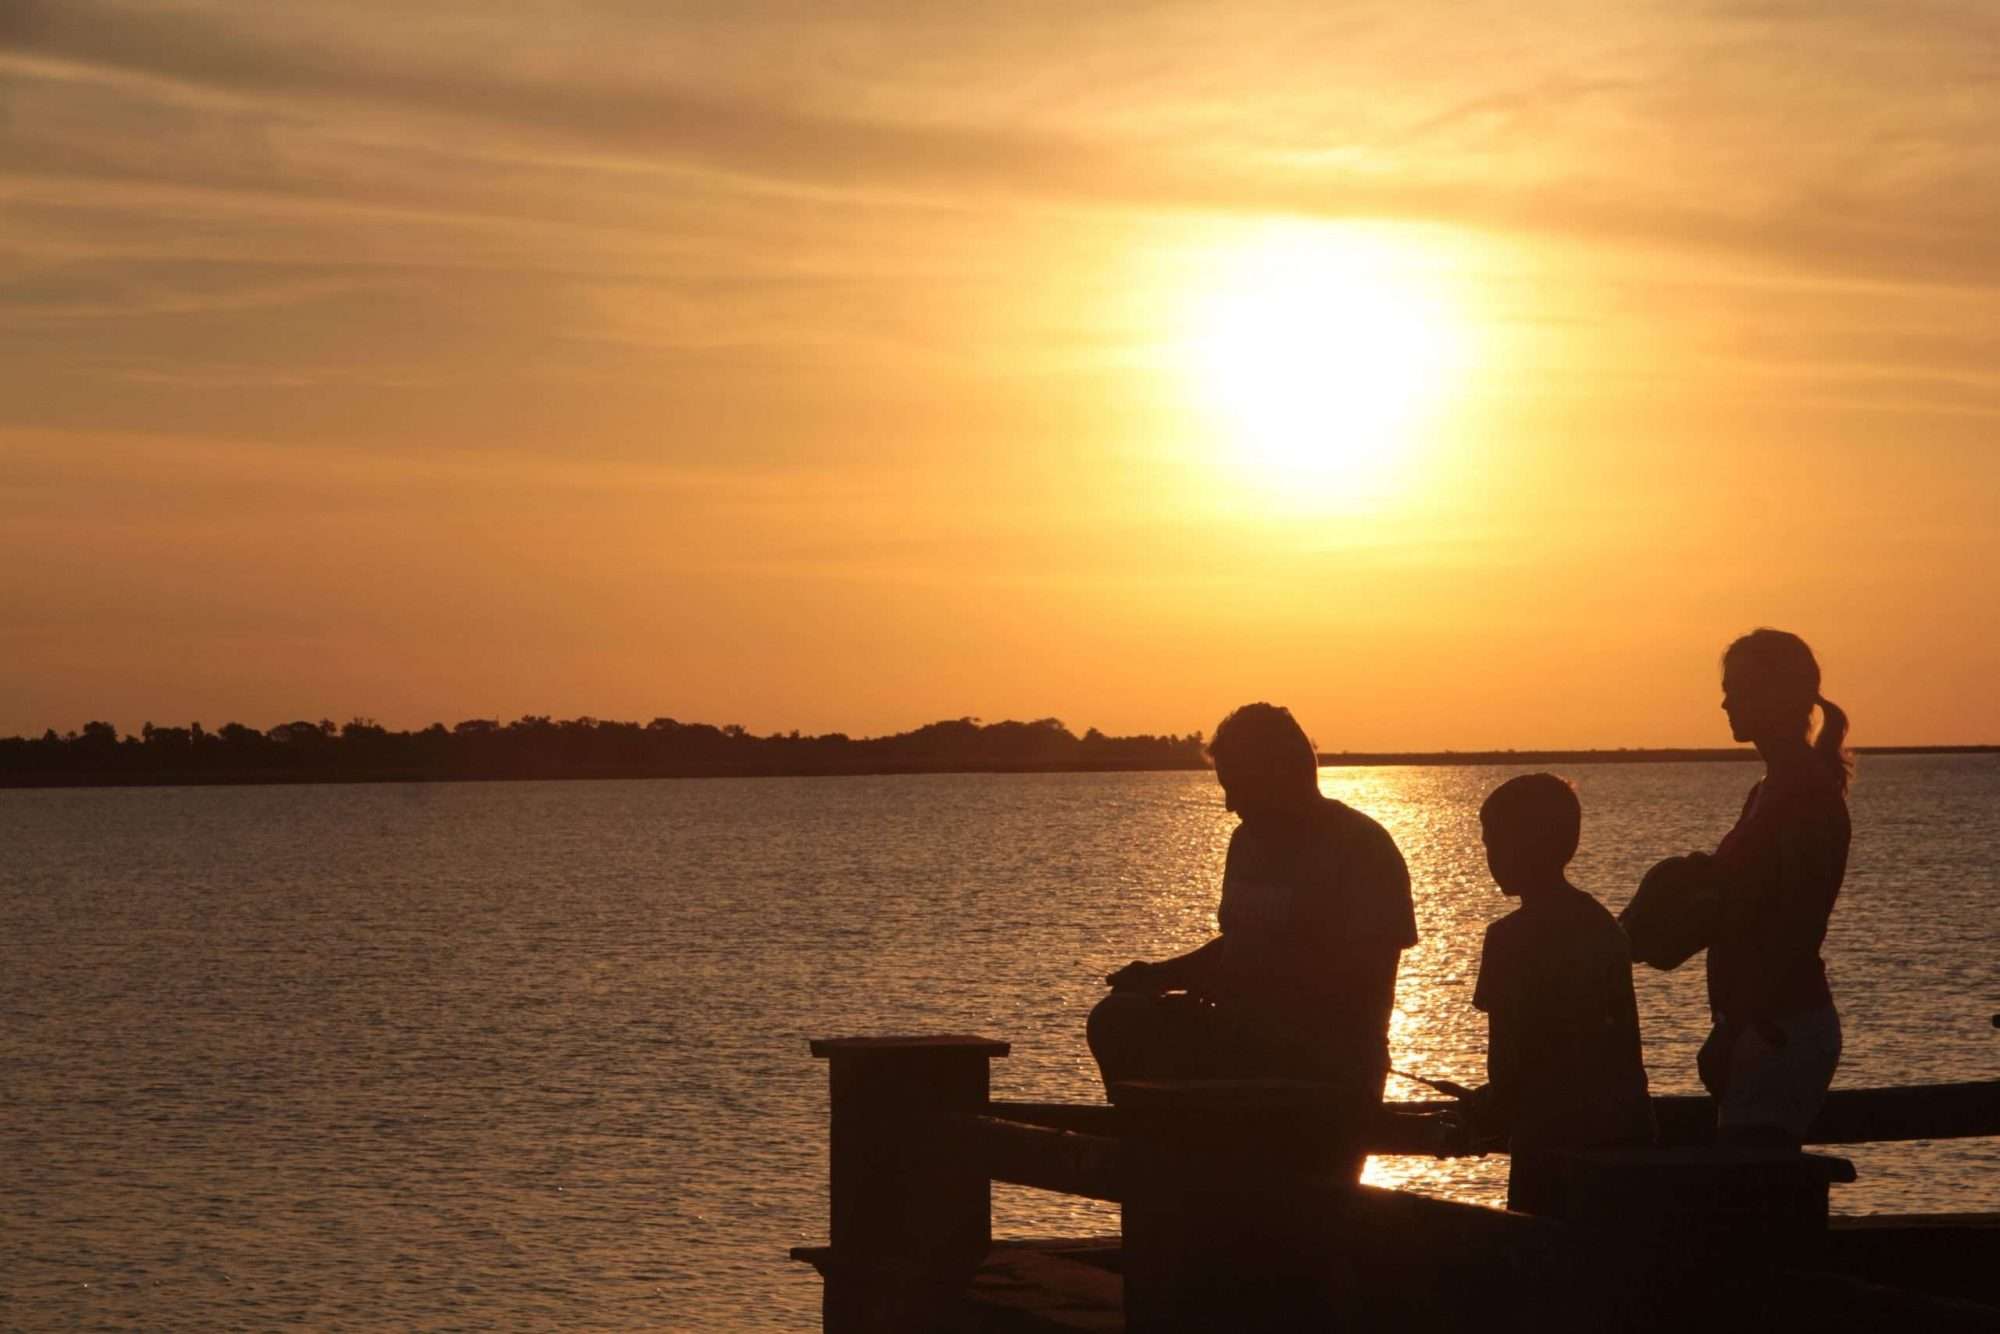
[1315,767,1514,1203]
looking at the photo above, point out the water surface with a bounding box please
[2,757,1995,1329]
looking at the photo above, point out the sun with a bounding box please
[1177,225,1468,508]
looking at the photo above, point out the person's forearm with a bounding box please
[1156,936,1226,990]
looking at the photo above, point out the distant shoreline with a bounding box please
[0,744,1990,791]
[1315,744,1999,768]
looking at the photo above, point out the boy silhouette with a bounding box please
[1470,774,1655,1212]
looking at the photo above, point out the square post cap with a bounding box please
[809,1035,1010,1059]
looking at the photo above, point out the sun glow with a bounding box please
[1178,225,1471,508]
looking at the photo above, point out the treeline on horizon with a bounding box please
[2,717,1988,790]
[0,715,1210,787]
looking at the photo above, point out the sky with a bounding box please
[4,0,1997,748]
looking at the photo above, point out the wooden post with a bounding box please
[805,1035,1009,1334]
[1113,1079,1371,1333]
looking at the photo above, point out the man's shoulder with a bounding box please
[1317,795,1383,831]
[1326,800,1416,944]
[1315,798,1403,856]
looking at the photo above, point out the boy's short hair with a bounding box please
[1480,773,1582,867]
[1207,702,1319,786]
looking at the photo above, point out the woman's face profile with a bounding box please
[1721,661,1797,743]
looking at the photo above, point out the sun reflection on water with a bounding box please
[1322,765,1521,1206]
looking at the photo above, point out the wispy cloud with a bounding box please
[9,0,1999,291]
[6,0,1999,448]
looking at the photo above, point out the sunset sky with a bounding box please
[6,1,1997,748]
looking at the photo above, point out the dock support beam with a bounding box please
[804,1035,1009,1334]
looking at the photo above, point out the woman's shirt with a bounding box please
[1706,764,1850,1022]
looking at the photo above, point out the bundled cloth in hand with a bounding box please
[1618,852,1720,971]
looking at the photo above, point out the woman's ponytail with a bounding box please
[1814,694,1853,794]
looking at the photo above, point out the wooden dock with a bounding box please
[789,1035,2000,1331]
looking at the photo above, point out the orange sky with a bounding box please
[5,2,1997,748]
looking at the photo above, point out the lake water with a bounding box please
[2,756,1996,1330]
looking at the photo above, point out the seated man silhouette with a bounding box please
[1088,703,1417,1111]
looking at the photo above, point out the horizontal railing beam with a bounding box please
[956,1114,1123,1202]
[984,1100,1124,1136]
[1376,1080,2000,1152]
[995,1079,2000,1164]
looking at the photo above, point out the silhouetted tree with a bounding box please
[0,710,1211,786]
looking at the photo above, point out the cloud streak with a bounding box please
[9,0,2000,295]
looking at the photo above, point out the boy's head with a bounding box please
[1479,773,1581,896]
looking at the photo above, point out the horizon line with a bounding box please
[4,714,1995,758]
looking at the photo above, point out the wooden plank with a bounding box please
[1371,1080,2000,1153]
[810,1034,1010,1059]
[958,1115,1123,1203]
[1805,1080,2000,1144]
[985,1102,1123,1136]
[993,1079,2000,1160]
[975,1079,2000,1198]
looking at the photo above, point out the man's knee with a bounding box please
[1087,990,1150,1058]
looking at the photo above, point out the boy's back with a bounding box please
[1473,883,1654,1151]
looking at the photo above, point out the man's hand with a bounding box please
[1433,1084,1504,1157]
[1104,960,1168,993]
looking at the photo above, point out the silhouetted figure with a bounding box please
[1631,629,1852,1147]
[1705,630,1853,1143]
[1087,703,1417,1107]
[1468,774,1655,1212]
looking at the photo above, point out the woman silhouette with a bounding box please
[1698,629,1853,1144]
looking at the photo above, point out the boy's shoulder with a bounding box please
[1483,901,1533,946]
[1478,904,1536,982]
[1555,881,1620,923]
[1550,885,1633,970]
[1502,886,1626,954]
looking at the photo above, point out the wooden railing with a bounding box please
[791,1035,2000,1333]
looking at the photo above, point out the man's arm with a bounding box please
[1106,936,1225,994]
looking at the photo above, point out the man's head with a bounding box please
[1207,703,1320,823]
[1479,773,1581,896]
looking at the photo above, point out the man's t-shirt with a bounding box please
[1473,885,1654,1151]
[1213,797,1418,1077]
